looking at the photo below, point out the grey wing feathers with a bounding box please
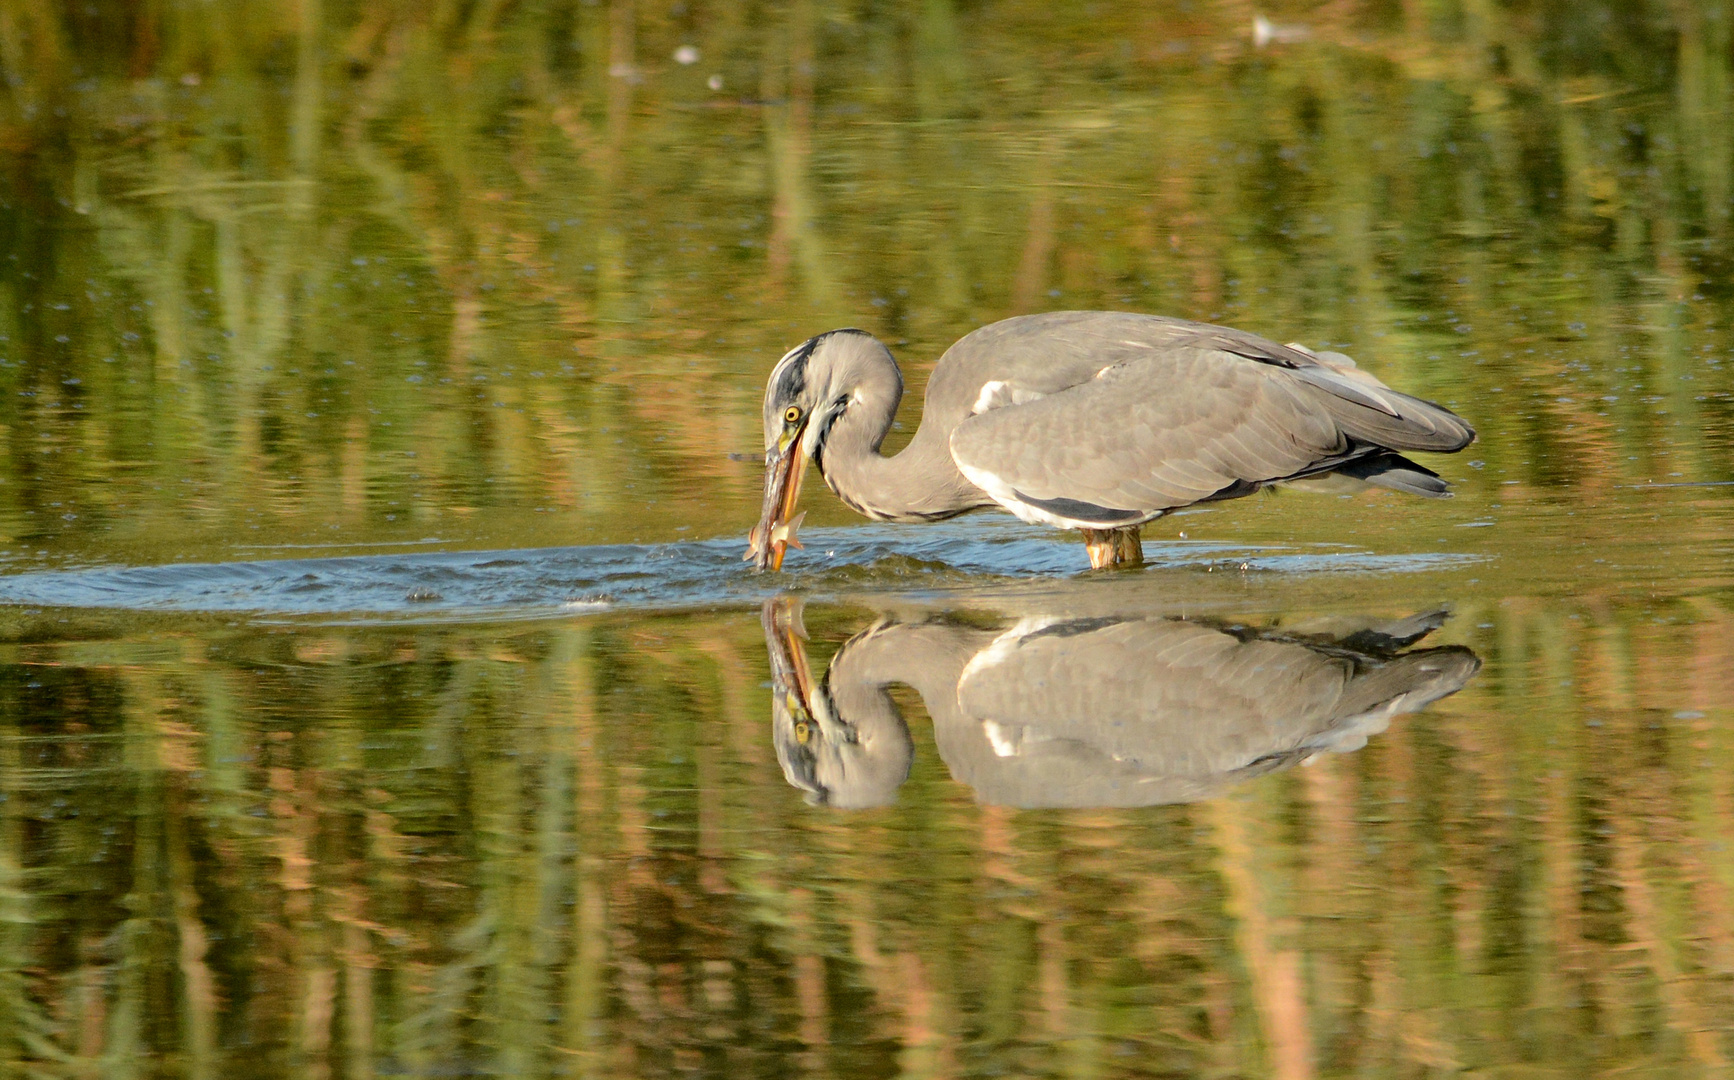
[949,332,1473,518]
[1215,332,1475,452]
[1287,365,1474,452]
[938,313,1473,456]
[952,348,1350,513]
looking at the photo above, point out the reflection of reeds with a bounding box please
[1211,795,1315,1080]
[0,599,1731,1070]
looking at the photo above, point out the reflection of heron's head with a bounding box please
[763,599,912,809]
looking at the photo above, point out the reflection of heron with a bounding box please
[748,312,1475,570]
[762,598,1479,809]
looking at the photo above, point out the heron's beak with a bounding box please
[746,418,809,571]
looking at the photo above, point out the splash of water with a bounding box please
[0,518,1482,622]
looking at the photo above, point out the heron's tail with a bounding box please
[1285,347,1476,453]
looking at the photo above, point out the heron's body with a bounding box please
[750,311,1476,570]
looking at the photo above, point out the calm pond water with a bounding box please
[3,0,1734,1076]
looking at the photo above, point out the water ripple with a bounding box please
[0,519,1484,622]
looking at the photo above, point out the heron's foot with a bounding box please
[1082,526,1143,570]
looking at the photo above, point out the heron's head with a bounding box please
[762,597,911,809]
[747,329,900,570]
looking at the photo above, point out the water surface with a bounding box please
[3,1,1734,1076]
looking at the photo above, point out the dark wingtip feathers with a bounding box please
[1338,452,1454,498]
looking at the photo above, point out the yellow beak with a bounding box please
[746,418,809,571]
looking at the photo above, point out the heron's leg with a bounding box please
[1081,526,1143,569]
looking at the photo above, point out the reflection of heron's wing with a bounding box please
[939,619,1477,808]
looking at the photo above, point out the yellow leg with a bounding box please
[1081,526,1143,569]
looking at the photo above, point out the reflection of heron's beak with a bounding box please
[763,595,817,726]
[762,596,827,801]
[746,419,809,571]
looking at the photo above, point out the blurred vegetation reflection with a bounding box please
[1,590,1733,1077]
[3,0,1734,1076]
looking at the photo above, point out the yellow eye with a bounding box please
[794,721,812,745]
[784,406,802,424]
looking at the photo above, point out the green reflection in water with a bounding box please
[2,0,1734,1076]
[1,585,1734,1076]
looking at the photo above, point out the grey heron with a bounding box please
[747,311,1475,570]
[761,597,1479,809]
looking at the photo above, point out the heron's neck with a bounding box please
[818,365,984,523]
